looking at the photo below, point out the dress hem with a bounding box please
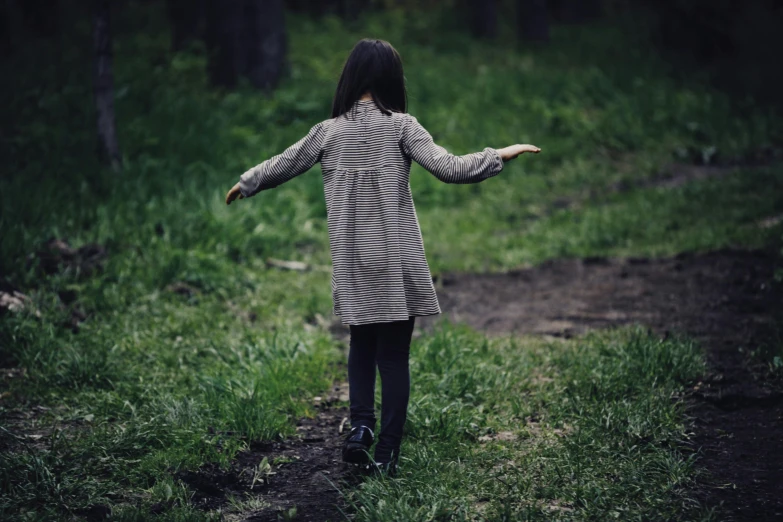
[334,309,441,326]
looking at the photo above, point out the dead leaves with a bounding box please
[0,290,40,317]
[26,238,107,277]
[477,417,573,445]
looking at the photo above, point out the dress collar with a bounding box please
[355,99,376,109]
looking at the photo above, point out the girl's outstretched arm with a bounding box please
[400,114,539,184]
[226,122,325,204]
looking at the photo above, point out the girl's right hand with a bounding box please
[497,144,541,161]
[225,182,245,205]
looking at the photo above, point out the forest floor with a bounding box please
[4,6,783,520]
[179,248,782,521]
[426,248,783,521]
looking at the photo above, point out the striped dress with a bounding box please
[238,99,504,325]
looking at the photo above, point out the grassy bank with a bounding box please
[1,2,782,520]
[350,325,707,521]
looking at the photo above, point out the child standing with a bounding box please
[226,39,539,474]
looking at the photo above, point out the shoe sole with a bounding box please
[344,462,399,477]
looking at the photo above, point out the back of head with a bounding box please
[331,39,407,119]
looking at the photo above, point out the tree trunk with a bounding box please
[0,2,10,56]
[205,0,242,88]
[166,0,206,51]
[242,0,286,90]
[469,0,498,39]
[18,0,60,39]
[517,0,549,43]
[93,0,121,172]
[552,0,602,23]
[206,0,287,91]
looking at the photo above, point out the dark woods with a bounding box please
[93,0,121,172]
[168,0,287,90]
[2,0,781,170]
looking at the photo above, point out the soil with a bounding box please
[25,238,107,278]
[7,244,780,520]
[176,247,782,521]
[1,238,106,334]
[542,163,740,219]
[421,247,783,521]
[176,385,356,522]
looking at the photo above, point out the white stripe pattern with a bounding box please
[239,99,504,325]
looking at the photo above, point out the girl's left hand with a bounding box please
[226,183,244,205]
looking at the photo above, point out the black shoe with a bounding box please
[342,426,374,465]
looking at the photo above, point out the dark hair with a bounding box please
[331,39,407,118]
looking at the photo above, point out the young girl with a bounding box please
[226,39,539,474]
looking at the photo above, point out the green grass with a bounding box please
[424,166,783,271]
[349,324,708,521]
[1,2,782,520]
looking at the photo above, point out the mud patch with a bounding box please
[3,238,108,337]
[546,163,740,217]
[424,249,777,342]
[624,162,737,191]
[422,248,782,520]
[178,386,353,521]
[26,238,107,277]
[0,405,89,453]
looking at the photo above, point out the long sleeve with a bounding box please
[238,122,326,197]
[400,114,504,184]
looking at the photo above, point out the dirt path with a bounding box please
[176,384,353,521]
[421,247,783,521]
[184,248,781,521]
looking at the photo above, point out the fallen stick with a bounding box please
[265,258,331,272]
[266,258,310,271]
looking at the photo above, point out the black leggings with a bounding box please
[348,317,415,463]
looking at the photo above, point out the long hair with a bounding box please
[331,39,407,118]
